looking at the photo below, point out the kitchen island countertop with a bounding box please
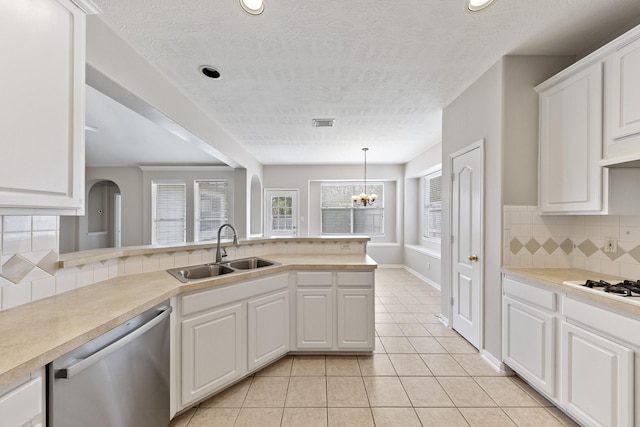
[0,253,376,387]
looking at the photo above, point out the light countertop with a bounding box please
[0,254,376,387]
[502,267,640,318]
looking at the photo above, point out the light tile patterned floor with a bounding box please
[169,268,580,427]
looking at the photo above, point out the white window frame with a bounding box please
[423,170,442,242]
[151,180,186,245]
[194,179,229,242]
[320,182,384,236]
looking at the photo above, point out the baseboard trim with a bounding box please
[480,349,514,375]
[402,266,441,291]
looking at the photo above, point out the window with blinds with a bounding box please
[321,182,384,235]
[195,180,229,241]
[424,172,442,240]
[152,181,186,245]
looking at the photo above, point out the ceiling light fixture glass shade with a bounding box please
[467,0,495,12]
[239,0,264,15]
[352,148,377,207]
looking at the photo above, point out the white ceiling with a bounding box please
[89,0,640,166]
[85,85,226,167]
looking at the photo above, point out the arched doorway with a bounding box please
[60,180,122,252]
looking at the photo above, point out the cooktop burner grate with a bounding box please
[579,279,640,297]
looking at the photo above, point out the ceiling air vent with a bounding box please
[312,118,335,128]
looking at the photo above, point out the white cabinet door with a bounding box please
[561,322,633,427]
[0,0,97,214]
[538,62,605,213]
[502,296,555,396]
[296,289,333,349]
[604,34,640,161]
[181,303,245,406]
[247,290,289,371]
[337,289,374,350]
[0,371,43,427]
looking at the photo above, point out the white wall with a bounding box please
[85,16,262,237]
[441,56,574,361]
[441,60,504,358]
[404,143,442,285]
[140,167,239,244]
[263,163,404,264]
[60,167,143,252]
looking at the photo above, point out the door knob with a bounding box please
[468,255,479,262]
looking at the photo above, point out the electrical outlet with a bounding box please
[604,238,618,254]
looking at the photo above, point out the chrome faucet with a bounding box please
[216,223,240,263]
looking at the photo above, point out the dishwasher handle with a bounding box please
[57,306,172,379]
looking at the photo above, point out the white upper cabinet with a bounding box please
[537,62,605,214]
[0,0,99,215]
[603,30,640,164]
[536,23,640,214]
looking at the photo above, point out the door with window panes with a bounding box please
[265,189,298,237]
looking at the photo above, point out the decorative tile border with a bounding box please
[504,206,640,276]
[508,236,640,263]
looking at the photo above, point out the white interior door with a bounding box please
[450,142,483,349]
[264,189,298,237]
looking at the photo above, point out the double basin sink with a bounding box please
[167,257,279,283]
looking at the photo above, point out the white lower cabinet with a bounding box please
[337,288,374,349]
[561,321,633,427]
[502,295,556,396]
[561,296,636,427]
[503,274,639,427]
[296,288,333,349]
[181,303,246,406]
[248,290,289,371]
[294,271,374,352]
[0,369,44,427]
[178,269,374,410]
[178,273,288,408]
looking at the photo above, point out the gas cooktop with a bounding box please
[563,279,640,299]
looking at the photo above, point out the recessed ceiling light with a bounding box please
[200,66,221,79]
[467,0,495,12]
[239,0,264,15]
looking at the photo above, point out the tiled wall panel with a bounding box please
[0,214,367,311]
[504,206,640,277]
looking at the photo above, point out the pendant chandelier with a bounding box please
[352,147,377,207]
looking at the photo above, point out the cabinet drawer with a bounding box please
[0,375,42,427]
[337,271,373,287]
[182,273,288,316]
[503,276,556,312]
[296,271,333,286]
[564,297,639,346]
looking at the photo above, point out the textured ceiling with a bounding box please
[91,0,640,165]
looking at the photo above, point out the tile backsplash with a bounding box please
[504,206,640,278]
[0,215,366,311]
[0,216,60,310]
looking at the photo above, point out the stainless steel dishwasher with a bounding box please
[47,302,172,427]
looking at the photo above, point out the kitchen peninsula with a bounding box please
[0,237,376,423]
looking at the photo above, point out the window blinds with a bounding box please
[195,180,229,241]
[320,183,384,235]
[153,182,186,244]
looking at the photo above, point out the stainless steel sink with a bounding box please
[167,257,279,282]
[167,264,235,283]
[223,257,278,270]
